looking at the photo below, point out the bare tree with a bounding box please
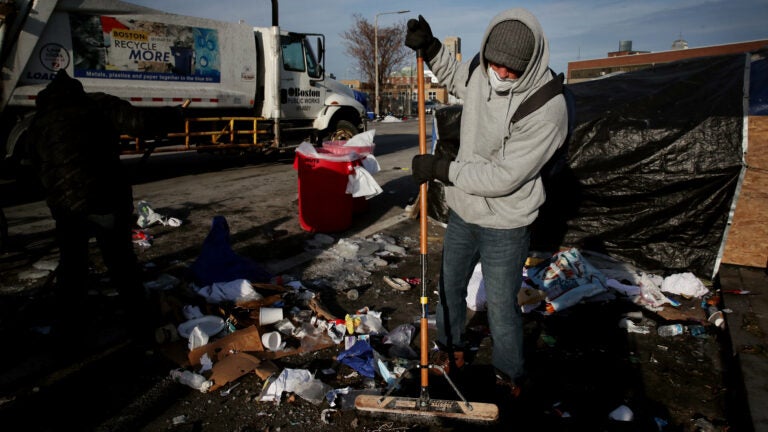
[340,14,411,90]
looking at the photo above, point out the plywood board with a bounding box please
[722,116,768,268]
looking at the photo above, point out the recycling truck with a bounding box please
[0,0,367,171]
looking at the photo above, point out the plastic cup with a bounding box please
[259,307,283,325]
[261,331,282,351]
[608,404,634,421]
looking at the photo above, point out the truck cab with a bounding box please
[261,31,365,144]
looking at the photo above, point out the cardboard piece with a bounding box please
[254,359,280,380]
[208,352,262,391]
[188,325,264,366]
[308,297,338,321]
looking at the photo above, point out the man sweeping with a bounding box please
[405,8,569,398]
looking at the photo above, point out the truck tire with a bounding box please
[324,119,358,143]
[0,208,7,253]
[3,112,35,180]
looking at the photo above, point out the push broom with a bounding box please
[354,48,499,424]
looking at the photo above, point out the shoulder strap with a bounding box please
[465,58,565,123]
[511,70,564,123]
[465,52,481,87]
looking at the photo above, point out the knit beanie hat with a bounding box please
[36,69,86,108]
[484,20,535,73]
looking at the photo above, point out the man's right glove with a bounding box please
[405,15,442,62]
[412,154,451,184]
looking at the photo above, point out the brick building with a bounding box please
[568,38,768,83]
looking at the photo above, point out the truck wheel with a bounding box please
[3,112,35,181]
[0,208,7,253]
[325,120,358,142]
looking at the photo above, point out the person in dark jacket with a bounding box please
[27,70,181,335]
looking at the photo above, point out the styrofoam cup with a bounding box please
[608,404,634,421]
[259,307,283,325]
[261,331,282,351]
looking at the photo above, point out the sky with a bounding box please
[124,0,767,80]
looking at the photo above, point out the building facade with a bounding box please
[567,39,768,83]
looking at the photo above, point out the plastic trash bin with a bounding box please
[321,140,375,214]
[294,144,364,233]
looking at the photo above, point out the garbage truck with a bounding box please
[0,0,367,173]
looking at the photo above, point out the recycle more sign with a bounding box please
[69,14,221,83]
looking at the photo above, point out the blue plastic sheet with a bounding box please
[750,52,768,115]
[336,339,375,378]
[190,215,272,286]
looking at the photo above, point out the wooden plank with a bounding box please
[722,116,768,268]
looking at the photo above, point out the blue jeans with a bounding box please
[436,210,530,381]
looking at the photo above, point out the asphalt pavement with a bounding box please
[718,264,768,432]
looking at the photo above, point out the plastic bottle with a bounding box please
[657,324,684,337]
[688,324,707,337]
[170,369,212,392]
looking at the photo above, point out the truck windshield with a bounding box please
[280,34,322,79]
[281,35,305,72]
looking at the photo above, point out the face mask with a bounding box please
[488,66,519,93]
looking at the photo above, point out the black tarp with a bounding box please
[430,51,763,279]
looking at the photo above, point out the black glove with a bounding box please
[405,15,442,62]
[412,154,451,184]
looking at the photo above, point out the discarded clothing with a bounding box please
[527,248,608,312]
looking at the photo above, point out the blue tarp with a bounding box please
[336,339,376,378]
[750,52,768,115]
[189,215,272,286]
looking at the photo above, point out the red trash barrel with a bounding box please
[321,140,375,214]
[294,146,362,233]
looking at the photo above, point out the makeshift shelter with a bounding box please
[429,49,768,279]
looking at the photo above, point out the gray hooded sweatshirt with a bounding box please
[427,8,568,229]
